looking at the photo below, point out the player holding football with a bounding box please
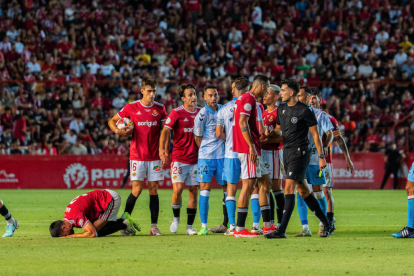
[233,75,275,238]
[49,189,139,238]
[159,83,200,235]
[261,84,285,228]
[108,77,168,236]
[310,88,354,229]
[392,162,414,238]
[0,199,18,237]
[193,84,227,235]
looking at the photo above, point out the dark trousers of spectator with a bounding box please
[380,164,400,190]
[252,23,262,33]
[121,160,130,189]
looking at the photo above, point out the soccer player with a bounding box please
[261,84,285,228]
[310,87,354,229]
[294,86,333,237]
[108,77,168,236]
[233,75,274,238]
[0,199,18,237]
[194,84,227,235]
[265,79,333,239]
[49,189,139,238]
[159,83,200,235]
[392,162,414,238]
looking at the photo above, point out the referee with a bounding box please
[264,79,333,239]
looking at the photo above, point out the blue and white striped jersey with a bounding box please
[216,98,238,159]
[194,104,225,159]
[308,106,334,165]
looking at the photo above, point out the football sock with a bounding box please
[236,207,248,232]
[97,219,127,237]
[296,192,309,228]
[222,192,228,226]
[149,194,159,224]
[314,191,327,216]
[0,202,14,226]
[261,205,271,227]
[303,193,329,226]
[251,194,261,225]
[269,192,275,224]
[274,190,285,224]
[225,196,236,227]
[124,193,138,215]
[172,203,182,221]
[278,194,295,233]
[199,190,210,228]
[407,196,414,229]
[327,212,334,222]
[187,208,197,226]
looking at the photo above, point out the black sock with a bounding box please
[149,194,159,224]
[269,193,275,222]
[408,227,414,232]
[172,203,181,218]
[0,204,11,221]
[187,208,197,226]
[278,194,295,233]
[97,219,127,237]
[124,193,138,214]
[236,208,248,228]
[261,205,271,223]
[222,198,229,226]
[303,194,329,226]
[327,212,334,221]
[274,190,285,224]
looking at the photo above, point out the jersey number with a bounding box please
[70,194,88,204]
[132,163,137,171]
[172,167,182,174]
[199,166,209,174]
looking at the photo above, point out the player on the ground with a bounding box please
[49,189,139,238]
[0,199,18,237]
[232,75,275,238]
[392,162,414,238]
[108,77,168,236]
[194,84,227,235]
[159,83,200,235]
[265,79,333,239]
[310,87,354,230]
[261,84,285,228]
[294,86,333,237]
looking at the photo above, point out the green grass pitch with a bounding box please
[0,189,412,275]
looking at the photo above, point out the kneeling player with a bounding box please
[0,199,18,237]
[392,162,414,238]
[160,83,200,235]
[49,189,139,238]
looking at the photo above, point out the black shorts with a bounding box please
[283,146,311,183]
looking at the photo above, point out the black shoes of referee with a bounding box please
[264,221,334,239]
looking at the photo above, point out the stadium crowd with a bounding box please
[1,0,414,155]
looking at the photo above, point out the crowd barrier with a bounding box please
[0,153,412,189]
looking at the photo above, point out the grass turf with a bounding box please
[0,189,412,275]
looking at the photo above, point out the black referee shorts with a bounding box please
[283,146,311,183]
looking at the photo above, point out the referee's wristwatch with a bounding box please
[318,154,325,159]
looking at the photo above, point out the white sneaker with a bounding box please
[185,227,197,235]
[170,219,180,233]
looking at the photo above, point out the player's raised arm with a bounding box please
[62,221,97,238]
[108,113,133,137]
[239,113,257,163]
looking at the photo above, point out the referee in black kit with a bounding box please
[264,79,333,239]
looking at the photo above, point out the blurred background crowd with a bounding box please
[0,0,414,155]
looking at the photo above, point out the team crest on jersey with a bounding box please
[257,168,260,173]
[173,175,177,180]
[132,172,136,176]
[269,115,274,122]
[291,117,298,124]
[152,110,158,116]
[166,117,171,124]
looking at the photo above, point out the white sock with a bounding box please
[173,217,180,223]
[253,222,260,229]
[187,225,193,229]
[229,224,235,230]
[202,223,208,228]
[276,223,281,228]
[6,217,14,226]
[303,224,309,230]
[236,226,245,232]
[319,221,324,226]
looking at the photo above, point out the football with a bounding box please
[116,117,134,130]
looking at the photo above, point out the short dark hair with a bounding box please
[49,220,64,237]
[300,86,312,95]
[234,77,250,91]
[281,79,300,95]
[252,74,269,87]
[178,83,196,98]
[310,87,322,99]
[141,77,157,88]
[203,84,217,94]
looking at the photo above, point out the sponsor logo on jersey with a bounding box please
[145,109,151,112]
[199,113,205,121]
[166,117,171,124]
[190,116,196,118]
[184,128,193,132]
[194,170,197,174]
[137,111,141,115]
[137,120,158,127]
[244,103,252,111]
[0,170,18,183]
[153,166,161,172]
[63,163,89,189]
[152,110,158,116]
[291,117,298,124]
[184,118,189,121]
[265,163,270,169]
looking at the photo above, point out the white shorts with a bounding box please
[130,160,164,182]
[323,163,334,188]
[238,153,268,179]
[171,162,198,186]
[100,189,121,222]
[261,149,282,180]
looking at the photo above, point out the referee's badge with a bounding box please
[291,117,298,124]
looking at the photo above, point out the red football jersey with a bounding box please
[117,100,168,161]
[233,92,261,156]
[164,105,200,165]
[63,190,113,228]
[262,108,280,150]
[323,114,340,164]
